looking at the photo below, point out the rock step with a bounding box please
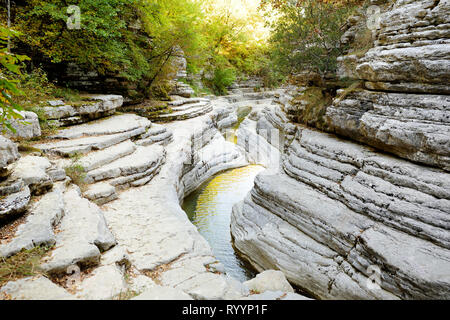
[41,186,116,274]
[11,156,54,195]
[52,114,151,140]
[0,177,24,196]
[107,155,164,189]
[83,183,118,206]
[225,92,276,103]
[41,94,123,127]
[141,124,168,138]
[0,155,66,219]
[155,104,213,122]
[168,97,209,107]
[0,276,74,300]
[0,184,65,258]
[34,128,145,157]
[170,81,195,98]
[74,264,127,300]
[76,140,136,172]
[84,145,165,184]
[3,110,41,140]
[231,87,262,94]
[136,131,173,147]
[0,135,20,171]
[0,185,30,219]
[136,124,173,146]
[170,101,211,112]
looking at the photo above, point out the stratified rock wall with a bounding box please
[231,0,450,300]
[232,108,450,299]
[327,0,450,170]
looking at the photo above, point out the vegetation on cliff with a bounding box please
[1,0,273,98]
[262,0,364,78]
[0,26,29,133]
[0,0,369,128]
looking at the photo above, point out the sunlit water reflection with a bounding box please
[182,165,265,282]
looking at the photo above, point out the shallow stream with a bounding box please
[182,165,264,282]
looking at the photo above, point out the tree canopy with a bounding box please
[0,0,367,110]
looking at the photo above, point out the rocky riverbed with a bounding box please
[0,85,310,300]
[230,0,450,300]
[0,0,449,301]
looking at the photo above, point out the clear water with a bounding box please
[182,165,265,282]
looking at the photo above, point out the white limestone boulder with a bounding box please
[11,156,53,194]
[0,135,19,170]
[244,270,294,294]
[132,286,192,300]
[0,184,65,258]
[41,186,116,274]
[0,276,74,300]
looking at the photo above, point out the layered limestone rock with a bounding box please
[0,185,30,219]
[229,78,264,95]
[243,270,294,294]
[41,95,123,127]
[10,156,54,195]
[229,2,450,300]
[171,81,195,98]
[0,136,19,171]
[328,88,450,171]
[168,47,195,98]
[0,184,65,258]
[34,113,150,158]
[231,115,450,299]
[151,98,213,122]
[100,110,251,300]
[326,0,450,170]
[236,104,296,169]
[41,186,116,274]
[3,110,41,139]
[0,140,66,220]
[34,113,166,205]
[136,123,173,146]
[0,276,73,300]
[132,286,193,300]
[1,91,310,300]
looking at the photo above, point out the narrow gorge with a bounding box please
[0,0,449,301]
[231,0,450,300]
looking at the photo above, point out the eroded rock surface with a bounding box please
[41,95,123,127]
[327,0,450,170]
[1,92,302,301]
[41,186,116,274]
[0,276,73,300]
[0,184,65,258]
[231,107,450,299]
[0,135,19,173]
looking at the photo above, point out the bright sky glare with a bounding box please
[207,0,271,42]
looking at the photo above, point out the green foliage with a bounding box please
[13,0,204,95]
[267,0,359,78]
[189,1,273,93]
[211,68,236,95]
[8,0,276,97]
[0,26,29,133]
[15,0,140,77]
[8,0,365,100]
[15,67,82,107]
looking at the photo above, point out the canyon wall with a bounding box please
[231,0,450,299]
